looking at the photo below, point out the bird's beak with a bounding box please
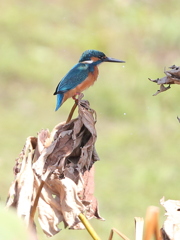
[103,57,125,63]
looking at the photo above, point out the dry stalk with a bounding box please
[108,228,130,240]
[66,100,78,123]
[135,217,144,240]
[144,206,161,240]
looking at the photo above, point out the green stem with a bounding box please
[78,213,101,240]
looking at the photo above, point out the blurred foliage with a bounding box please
[1,0,180,239]
[0,204,29,240]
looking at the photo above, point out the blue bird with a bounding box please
[54,49,125,111]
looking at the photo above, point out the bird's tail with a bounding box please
[55,93,64,111]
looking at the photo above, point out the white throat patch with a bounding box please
[81,60,94,64]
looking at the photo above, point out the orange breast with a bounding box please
[63,66,99,103]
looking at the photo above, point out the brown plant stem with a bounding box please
[108,228,130,240]
[66,100,78,124]
[29,180,44,226]
[29,169,52,227]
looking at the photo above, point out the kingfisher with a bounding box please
[54,49,125,111]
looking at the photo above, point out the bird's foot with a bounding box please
[72,92,80,100]
[72,95,77,100]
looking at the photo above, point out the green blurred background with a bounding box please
[1,0,180,239]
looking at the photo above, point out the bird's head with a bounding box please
[79,49,125,64]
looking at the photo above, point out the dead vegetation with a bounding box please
[149,65,180,96]
[6,93,180,240]
[6,94,103,238]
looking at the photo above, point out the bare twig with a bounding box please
[108,228,130,240]
[66,100,78,123]
[29,168,53,226]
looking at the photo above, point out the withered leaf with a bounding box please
[149,65,180,95]
[77,166,104,221]
[6,137,35,225]
[152,84,171,96]
[160,197,180,240]
[6,94,102,237]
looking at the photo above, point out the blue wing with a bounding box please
[54,63,90,95]
[55,93,64,111]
